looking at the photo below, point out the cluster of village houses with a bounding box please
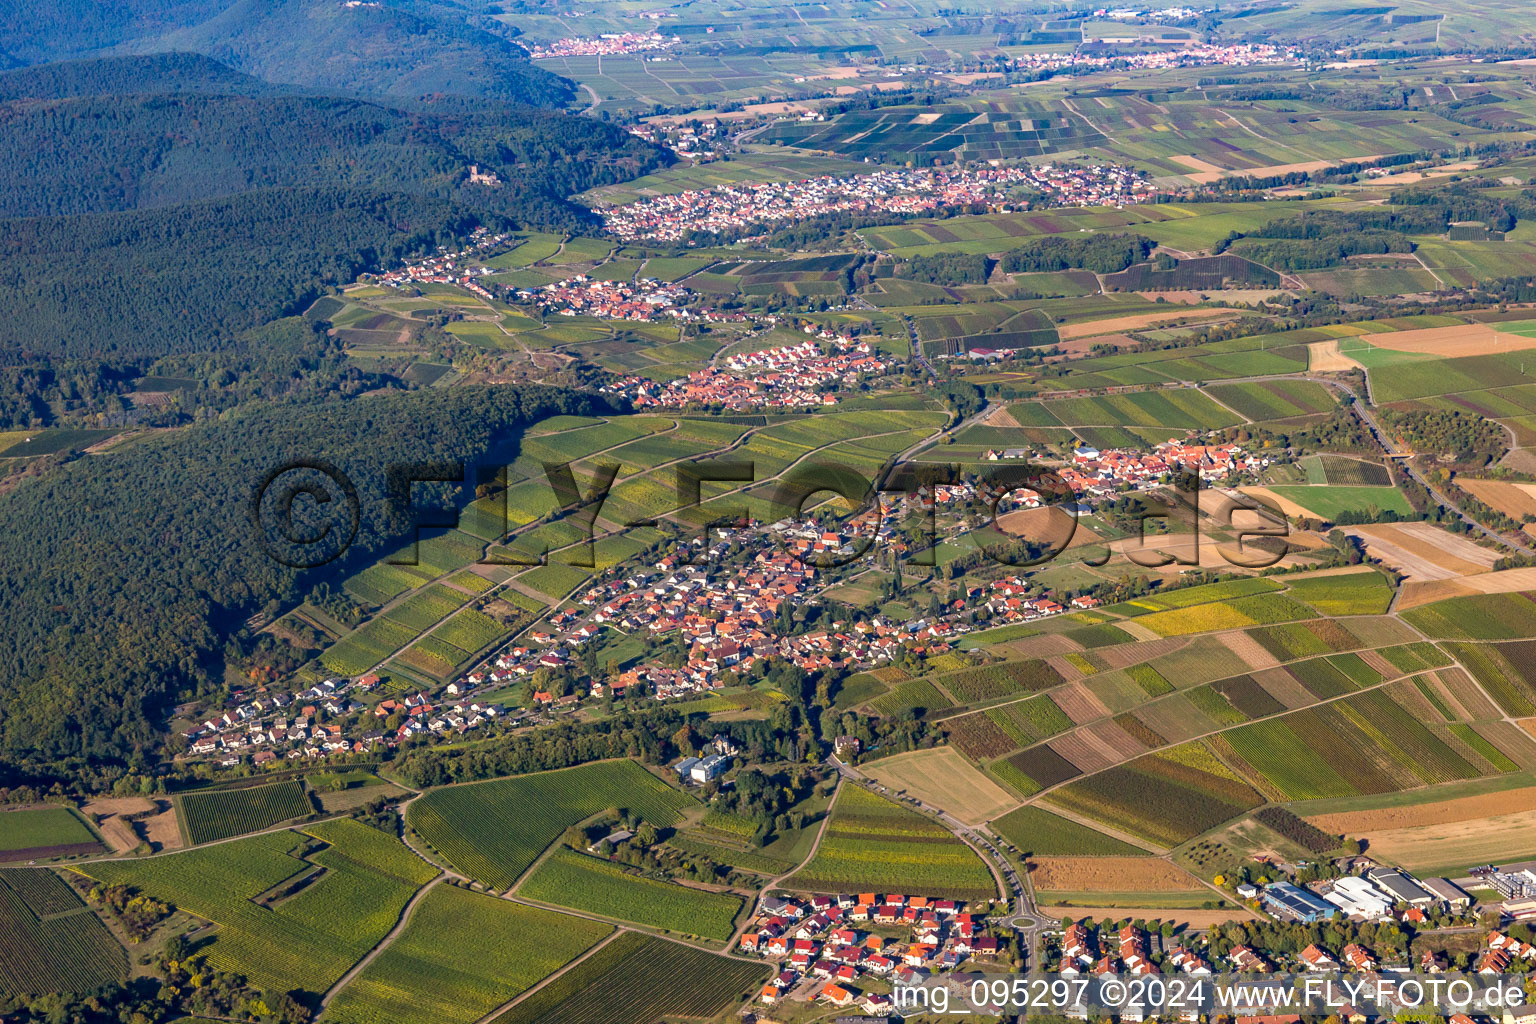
[369,228,511,299]
[1011,41,1295,74]
[526,30,678,59]
[741,892,1000,1013]
[514,274,708,323]
[600,333,897,409]
[180,676,520,766]
[599,163,1158,243]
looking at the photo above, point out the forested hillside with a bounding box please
[0,0,570,105]
[0,55,670,360]
[0,382,620,772]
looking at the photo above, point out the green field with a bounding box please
[0,806,101,857]
[407,761,695,891]
[325,884,610,1024]
[177,779,313,845]
[1285,569,1393,616]
[1266,485,1414,520]
[519,847,741,941]
[787,785,995,900]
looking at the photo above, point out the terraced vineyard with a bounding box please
[178,779,313,845]
[787,785,995,899]
[407,761,695,890]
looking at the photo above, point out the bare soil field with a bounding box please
[1238,486,1317,519]
[97,817,139,854]
[1037,904,1256,926]
[1054,335,1137,358]
[82,797,155,817]
[1028,856,1204,891]
[1330,807,1536,872]
[1306,786,1536,833]
[1050,682,1112,725]
[1348,522,1500,581]
[1459,479,1536,521]
[1308,340,1365,372]
[1365,323,1536,357]
[996,506,1105,550]
[141,805,183,851]
[1169,155,1229,183]
[861,747,1017,825]
[1056,308,1235,340]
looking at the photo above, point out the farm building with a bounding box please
[1262,881,1335,923]
[1367,868,1436,907]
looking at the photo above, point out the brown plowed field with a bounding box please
[1029,856,1204,891]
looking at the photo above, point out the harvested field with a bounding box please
[1056,308,1236,340]
[1402,568,1536,609]
[1461,567,1536,594]
[81,798,155,816]
[1238,486,1321,520]
[1251,668,1319,709]
[1225,631,1282,670]
[1170,155,1228,183]
[1337,808,1536,873]
[1028,856,1203,892]
[1095,636,1188,670]
[1051,682,1111,724]
[1439,667,1503,721]
[96,817,138,854]
[995,507,1105,550]
[1309,340,1364,372]
[1305,786,1536,833]
[1035,905,1256,926]
[1050,729,1124,774]
[861,747,1017,825]
[1459,479,1536,522]
[1133,695,1215,743]
[999,633,1084,659]
[1366,323,1536,357]
[141,807,183,851]
[1348,522,1500,581]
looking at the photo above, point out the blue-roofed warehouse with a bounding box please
[1262,881,1336,923]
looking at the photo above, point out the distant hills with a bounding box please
[0,0,571,106]
[0,53,670,359]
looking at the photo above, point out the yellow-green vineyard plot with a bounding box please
[79,824,433,996]
[786,785,995,900]
[1044,742,1264,849]
[324,885,611,1024]
[406,760,696,891]
[518,847,742,941]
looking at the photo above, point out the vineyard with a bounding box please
[325,884,611,1024]
[1044,743,1263,848]
[1285,570,1392,616]
[519,847,742,941]
[991,806,1145,857]
[945,713,1017,760]
[491,931,768,1024]
[81,825,430,995]
[1402,592,1536,641]
[407,760,695,890]
[0,870,125,998]
[177,779,313,845]
[787,785,996,900]
[937,659,1063,702]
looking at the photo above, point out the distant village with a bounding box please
[1013,41,1296,74]
[599,333,898,409]
[526,30,679,59]
[600,163,1159,243]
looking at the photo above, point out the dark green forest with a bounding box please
[0,383,620,774]
[0,0,571,106]
[0,55,670,363]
